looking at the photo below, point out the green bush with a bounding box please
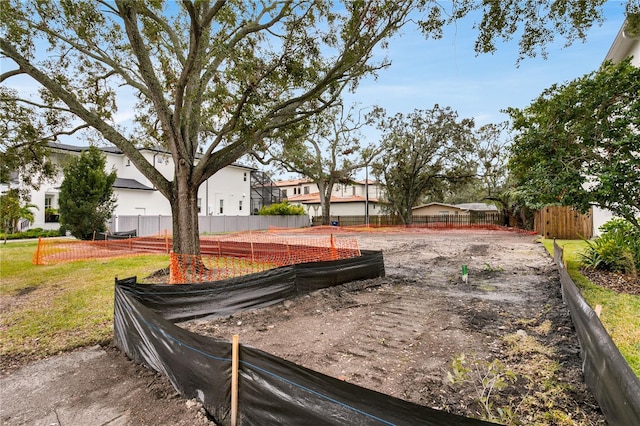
[580,218,640,275]
[0,227,65,240]
[258,201,306,216]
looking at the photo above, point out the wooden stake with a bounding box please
[595,304,603,318]
[231,334,239,426]
[249,230,255,262]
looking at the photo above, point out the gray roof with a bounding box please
[113,178,155,191]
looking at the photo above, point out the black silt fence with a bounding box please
[553,241,640,425]
[114,251,491,425]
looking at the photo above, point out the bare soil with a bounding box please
[1,229,609,425]
[183,230,605,424]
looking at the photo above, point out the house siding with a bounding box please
[412,204,464,216]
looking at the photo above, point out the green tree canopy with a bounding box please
[507,58,640,230]
[0,0,611,254]
[0,87,58,194]
[371,105,477,224]
[0,188,37,239]
[440,122,511,204]
[258,103,382,225]
[58,146,117,240]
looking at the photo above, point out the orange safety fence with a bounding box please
[199,231,360,262]
[32,231,361,284]
[170,232,361,284]
[169,253,278,284]
[32,235,172,265]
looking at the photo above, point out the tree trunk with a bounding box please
[319,182,333,226]
[401,200,413,225]
[170,168,201,255]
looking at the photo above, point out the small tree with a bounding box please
[0,188,37,241]
[58,146,116,240]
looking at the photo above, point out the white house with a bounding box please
[591,18,640,235]
[28,143,254,230]
[274,177,386,218]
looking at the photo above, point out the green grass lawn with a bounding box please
[541,239,640,377]
[0,240,169,367]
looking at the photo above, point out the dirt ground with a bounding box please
[183,230,605,424]
[1,230,606,425]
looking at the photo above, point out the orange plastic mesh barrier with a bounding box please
[169,253,278,284]
[167,233,361,284]
[32,235,172,265]
[199,231,360,263]
[32,232,361,284]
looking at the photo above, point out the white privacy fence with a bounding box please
[109,215,310,236]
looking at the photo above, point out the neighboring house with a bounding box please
[411,202,498,216]
[275,177,386,218]
[26,142,254,230]
[287,193,383,217]
[591,18,640,235]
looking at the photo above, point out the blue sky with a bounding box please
[344,2,627,128]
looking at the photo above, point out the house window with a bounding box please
[197,198,202,214]
[125,158,131,167]
[219,199,224,214]
[44,196,52,210]
[352,186,356,196]
[239,200,243,211]
[304,186,309,195]
[281,189,287,198]
[243,172,247,182]
[294,187,300,195]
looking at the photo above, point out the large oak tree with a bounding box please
[371,105,478,224]
[0,0,610,254]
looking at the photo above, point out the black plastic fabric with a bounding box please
[114,250,491,425]
[553,241,640,425]
[97,230,137,240]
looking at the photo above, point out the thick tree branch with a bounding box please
[0,36,171,197]
[0,68,25,82]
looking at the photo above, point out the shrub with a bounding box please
[0,227,64,240]
[580,218,640,275]
[258,201,306,216]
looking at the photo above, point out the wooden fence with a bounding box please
[312,213,505,228]
[534,206,593,239]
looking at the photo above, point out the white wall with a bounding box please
[199,165,251,216]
